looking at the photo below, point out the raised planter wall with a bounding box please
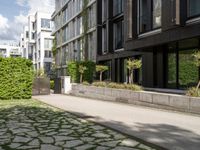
[70,84,200,115]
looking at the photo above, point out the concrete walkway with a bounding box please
[34,94,200,150]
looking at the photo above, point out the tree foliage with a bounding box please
[68,61,95,83]
[78,65,87,83]
[96,65,108,82]
[0,58,34,100]
[127,59,142,84]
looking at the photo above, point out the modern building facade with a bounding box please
[20,12,54,75]
[97,0,200,89]
[0,44,21,58]
[52,0,97,77]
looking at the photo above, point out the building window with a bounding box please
[139,0,162,34]
[113,0,124,16]
[102,25,107,54]
[45,50,52,58]
[44,39,52,49]
[26,31,29,38]
[41,19,51,29]
[102,0,107,22]
[188,0,200,18]
[114,20,124,50]
[167,39,199,89]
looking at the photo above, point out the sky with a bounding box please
[0,0,55,43]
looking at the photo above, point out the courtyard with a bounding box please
[0,99,158,150]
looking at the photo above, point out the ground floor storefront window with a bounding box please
[167,38,200,89]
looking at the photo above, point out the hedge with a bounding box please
[68,61,95,83]
[0,58,34,100]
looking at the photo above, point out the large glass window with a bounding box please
[102,25,107,54]
[102,0,107,22]
[114,20,124,50]
[44,39,52,49]
[179,50,199,88]
[167,44,177,88]
[139,0,162,34]
[188,0,200,18]
[167,39,200,89]
[41,19,51,29]
[113,0,124,16]
[153,0,162,28]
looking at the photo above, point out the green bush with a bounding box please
[80,61,95,83]
[82,81,90,86]
[124,84,143,91]
[68,61,80,83]
[92,82,107,87]
[50,80,55,90]
[107,82,125,89]
[68,61,95,83]
[0,58,34,100]
[186,87,200,97]
[91,81,143,91]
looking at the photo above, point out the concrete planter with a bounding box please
[70,84,200,115]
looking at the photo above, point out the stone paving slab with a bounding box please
[0,99,158,150]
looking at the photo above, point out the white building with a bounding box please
[20,11,54,75]
[0,44,21,58]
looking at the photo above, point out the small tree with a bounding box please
[193,50,200,92]
[37,69,46,78]
[127,59,142,84]
[78,65,87,83]
[96,65,109,82]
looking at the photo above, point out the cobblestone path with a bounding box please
[0,100,158,150]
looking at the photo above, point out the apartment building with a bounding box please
[20,12,54,75]
[97,0,200,89]
[0,44,21,58]
[52,0,97,77]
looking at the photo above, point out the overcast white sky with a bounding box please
[0,0,55,43]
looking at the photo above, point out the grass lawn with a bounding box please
[0,99,159,150]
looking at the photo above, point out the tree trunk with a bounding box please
[129,70,131,84]
[80,74,83,83]
[129,70,133,84]
[132,72,134,84]
[100,72,102,82]
[196,80,200,92]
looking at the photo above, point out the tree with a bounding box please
[78,65,87,83]
[36,69,46,78]
[127,59,142,84]
[193,50,200,91]
[96,65,109,82]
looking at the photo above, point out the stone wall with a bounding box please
[70,84,200,115]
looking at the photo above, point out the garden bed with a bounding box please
[70,84,200,115]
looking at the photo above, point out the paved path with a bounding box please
[0,99,157,150]
[34,94,200,150]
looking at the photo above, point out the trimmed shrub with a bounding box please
[124,84,143,91]
[0,58,34,100]
[92,82,107,87]
[50,80,55,90]
[68,61,95,83]
[82,81,90,86]
[107,82,125,89]
[68,61,80,83]
[91,81,142,91]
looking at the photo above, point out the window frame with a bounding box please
[138,0,162,34]
[113,19,124,51]
[187,0,200,19]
